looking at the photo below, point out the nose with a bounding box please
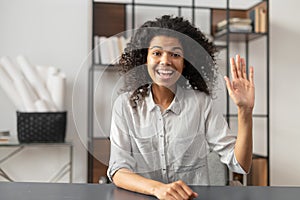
[160,52,171,66]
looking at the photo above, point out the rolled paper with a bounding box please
[48,66,59,76]
[14,78,37,112]
[36,65,49,85]
[0,65,24,110]
[0,56,24,81]
[48,73,66,111]
[16,55,57,110]
[46,66,59,93]
[34,99,49,112]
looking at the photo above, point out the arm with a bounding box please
[224,54,255,173]
[113,168,198,200]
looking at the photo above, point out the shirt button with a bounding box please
[160,135,163,137]
[161,154,164,157]
[162,168,166,171]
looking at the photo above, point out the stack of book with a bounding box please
[0,131,10,143]
[93,35,129,65]
[215,18,252,37]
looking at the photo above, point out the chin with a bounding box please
[154,81,177,89]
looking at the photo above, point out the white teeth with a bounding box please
[157,69,174,75]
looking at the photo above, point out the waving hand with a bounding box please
[224,54,255,110]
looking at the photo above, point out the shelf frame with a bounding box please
[89,0,270,185]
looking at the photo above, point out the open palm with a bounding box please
[224,55,255,110]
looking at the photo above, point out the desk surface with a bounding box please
[1,182,300,200]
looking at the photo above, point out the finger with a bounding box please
[167,187,183,200]
[166,193,176,200]
[249,66,254,84]
[241,58,247,79]
[177,180,195,198]
[230,57,238,79]
[172,182,190,199]
[224,76,233,94]
[192,192,199,198]
[235,54,242,78]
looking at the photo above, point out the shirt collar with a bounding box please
[146,84,183,115]
[146,84,157,112]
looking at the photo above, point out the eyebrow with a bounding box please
[149,46,183,52]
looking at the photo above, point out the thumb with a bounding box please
[224,76,233,94]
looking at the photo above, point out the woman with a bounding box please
[107,15,254,200]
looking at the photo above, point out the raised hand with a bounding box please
[154,180,198,200]
[224,54,255,111]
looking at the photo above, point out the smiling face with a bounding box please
[146,35,184,89]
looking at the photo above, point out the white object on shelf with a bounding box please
[48,73,66,111]
[34,99,50,112]
[16,55,57,111]
[0,56,24,81]
[94,36,100,64]
[14,78,37,112]
[0,65,24,110]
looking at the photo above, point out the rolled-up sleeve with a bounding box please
[107,95,136,182]
[204,98,246,174]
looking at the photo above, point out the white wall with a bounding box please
[0,0,91,182]
[270,0,300,186]
[1,0,300,186]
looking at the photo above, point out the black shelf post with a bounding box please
[266,0,270,186]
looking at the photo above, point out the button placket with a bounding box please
[157,110,167,181]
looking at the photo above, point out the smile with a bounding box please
[156,69,175,78]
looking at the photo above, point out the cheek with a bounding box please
[147,55,157,64]
[177,60,185,73]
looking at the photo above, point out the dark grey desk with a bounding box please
[1,182,300,200]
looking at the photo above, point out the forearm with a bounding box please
[234,107,253,173]
[112,168,163,196]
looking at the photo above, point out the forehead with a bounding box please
[149,35,183,51]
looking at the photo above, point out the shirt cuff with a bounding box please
[107,161,134,182]
[230,153,248,174]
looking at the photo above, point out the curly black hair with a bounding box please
[118,15,218,108]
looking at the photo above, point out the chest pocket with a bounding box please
[129,127,159,154]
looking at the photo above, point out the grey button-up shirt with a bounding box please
[107,85,245,185]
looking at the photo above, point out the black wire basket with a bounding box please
[17,111,67,143]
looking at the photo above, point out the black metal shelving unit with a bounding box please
[88,0,270,185]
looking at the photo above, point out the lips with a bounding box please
[156,68,176,79]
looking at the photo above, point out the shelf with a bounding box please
[93,1,262,10]
[253,154,268,159]
[91,64,119,71]
[214,31,267,42]
[224,114,268,118]
[215,44,228,51]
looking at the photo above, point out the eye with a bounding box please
[171,52,182,58]
[152,51,161,56]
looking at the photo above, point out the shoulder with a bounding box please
[112,92,131,113]
[181,87,211,104]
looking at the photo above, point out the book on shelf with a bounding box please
[93,35,128,65]
[249,4,267,33]
[217,18,252,31]
[259,7,267,33]
[215,17,252,37]
[215,25,252,37]
[0,131,10,143]
[93,36,100,64]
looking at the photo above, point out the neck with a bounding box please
[151,83,176,110]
